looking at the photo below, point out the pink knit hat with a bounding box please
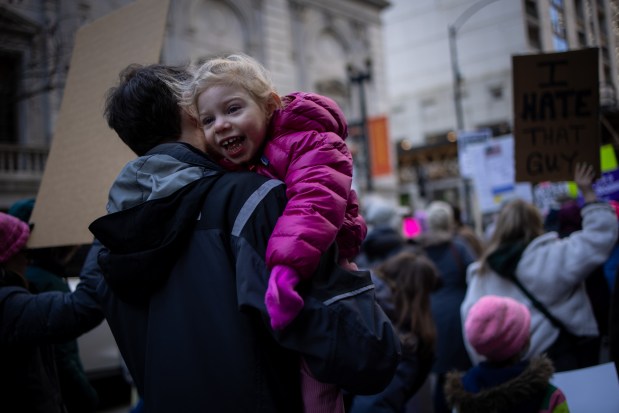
[465,295,531,362]
[0,212,30,263]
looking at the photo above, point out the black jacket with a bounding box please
[88,143,302,412]
[0,268,103,413]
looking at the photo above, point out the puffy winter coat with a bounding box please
[89,143,303,412]
[257,92,367,277]
[444,356,569,413]
[26,263,99,412]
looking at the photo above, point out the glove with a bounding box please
[265,264,304,330]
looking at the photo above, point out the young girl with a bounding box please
[182,53,367,413]
[183,53,367,330]
[348,251,440,412]
[444,295,570,413]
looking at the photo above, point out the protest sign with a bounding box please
[552,362,619,413]
[513,48,599,183]
[28,0,170,248]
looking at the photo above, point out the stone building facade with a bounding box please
[0,0,392,210]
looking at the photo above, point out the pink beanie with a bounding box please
[0,212,30,263]
[465,295,531,362]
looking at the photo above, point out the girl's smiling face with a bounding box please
[197,84,269,165]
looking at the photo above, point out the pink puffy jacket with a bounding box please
[256,92,367,278]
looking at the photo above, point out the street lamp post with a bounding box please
[448,0,501,131]
[348,59,373,192]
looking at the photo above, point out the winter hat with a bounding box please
[0,212,30,263]
[426,201,454,233]
[8,198,35,224]
[557,200,582,237]
[365,199,398,228]
[465,295,531,362]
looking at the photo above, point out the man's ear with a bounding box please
[265,92,282,117]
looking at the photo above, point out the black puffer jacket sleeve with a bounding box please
[0,250,104,346]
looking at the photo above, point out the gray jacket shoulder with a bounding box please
[108,153,216,213]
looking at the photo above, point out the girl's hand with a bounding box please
[338,258,359,271]
[265,265,303,330]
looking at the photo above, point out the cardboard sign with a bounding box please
[28,0,170,248]
[513,48,599,183]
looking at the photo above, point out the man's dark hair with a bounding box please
[104,64,191,156]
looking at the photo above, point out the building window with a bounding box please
[574,0,587,45]
[476,121,511,137]
[574,0,585,17]
[0,53,19,144]
[525,0,538,18]
[420,98,438,120]
[550,0,568,51]
[525,0,541,50]
[527,23,542,50]
[424,131,452,146]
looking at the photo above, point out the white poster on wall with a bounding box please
[469,135,533,213]
[457,129,492,179]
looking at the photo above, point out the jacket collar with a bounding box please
[146,142,223,171]
[486,241,528,277]
[444,356,555,412]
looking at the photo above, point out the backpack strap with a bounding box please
[507,273,569,333]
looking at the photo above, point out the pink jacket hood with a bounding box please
[269,92,348,141]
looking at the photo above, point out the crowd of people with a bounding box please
[1,54,619,413]
[356,162,619,412]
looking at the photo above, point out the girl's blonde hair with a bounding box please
[181,53,280,117]
[479,198,544,272]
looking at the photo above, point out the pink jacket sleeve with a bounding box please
[337,189,367,260]
[261,130,365,278]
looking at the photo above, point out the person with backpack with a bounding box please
[88,63,398,413]
[348,251,440,412]
[461,163,618,372]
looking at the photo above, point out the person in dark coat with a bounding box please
[348,251,440,412]
[355,199,407,269]
[415,200,474,413]
[0,212,103,413]
[8,198,99,412]
[87,63,302,413]
[610,266,619,376]
[451,204,484,259]
[88,63,394,413]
